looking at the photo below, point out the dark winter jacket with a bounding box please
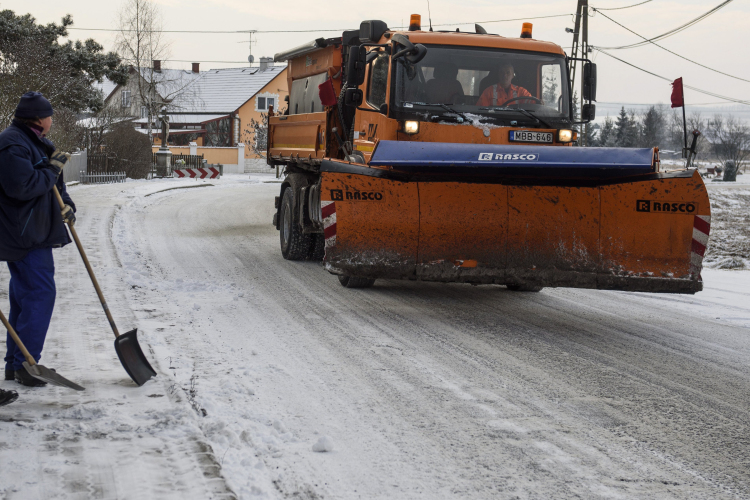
[0,120,75,262]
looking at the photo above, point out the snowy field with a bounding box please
[1,173,749,499]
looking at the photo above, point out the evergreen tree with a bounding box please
[0,10,128,127]
[598,116,616,147]
[625,110,640,148]
[640,106,664,148]
[614,107,630,147]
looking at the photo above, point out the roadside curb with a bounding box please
[144,184,215,197]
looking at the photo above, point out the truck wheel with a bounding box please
[506,284,544,292]
[308,233,325,261]
[338,275,376,288]
[280,188,312,260]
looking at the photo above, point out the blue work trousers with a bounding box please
[4,248,56,371]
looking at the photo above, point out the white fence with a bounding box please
[80,171,126,184]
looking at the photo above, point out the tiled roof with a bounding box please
[172,65,286,113]
[98,64,286,116]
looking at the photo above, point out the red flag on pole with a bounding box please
[671,77,684,108]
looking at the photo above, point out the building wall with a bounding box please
[237,69,289,159]
[101,71,154,120]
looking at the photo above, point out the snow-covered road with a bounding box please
[2,174,749,499]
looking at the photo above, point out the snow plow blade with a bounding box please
[319,142,711,294]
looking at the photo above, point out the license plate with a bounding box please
[509,130,553,143]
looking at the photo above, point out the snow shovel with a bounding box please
[0,307,84,391]
[53,186,156,386]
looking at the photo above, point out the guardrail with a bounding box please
[80,171,127,184]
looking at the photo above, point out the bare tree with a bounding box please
[705,114,750,174]
[243,113,268,158]
[115,0,170,143]
[46,107,84,152]
[82,106,133,152]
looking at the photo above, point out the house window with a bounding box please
[255,93,278,112]
[121,90,131,108]
[141,106,148,118]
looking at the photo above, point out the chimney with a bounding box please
[192,62,200,73]
[153,60,161,72]
[259,56,274,72]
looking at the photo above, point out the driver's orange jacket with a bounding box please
[476,84,532,107]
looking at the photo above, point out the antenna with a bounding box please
[246,30,257,65]
[427,0,433,31]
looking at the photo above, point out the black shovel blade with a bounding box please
[23,361,85,391]
[114,329,157,386]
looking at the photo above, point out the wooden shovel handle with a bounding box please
[52,186,121,338]
[0,308,36,366]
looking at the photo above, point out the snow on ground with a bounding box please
[704,181,750,270]
[1,173,749,499]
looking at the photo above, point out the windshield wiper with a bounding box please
[402,101,469,123]
[478,106,553,129]
[513,108,554,129]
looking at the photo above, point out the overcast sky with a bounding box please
[2,0,749,114]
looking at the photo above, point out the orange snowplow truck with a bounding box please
[268,17,711,293]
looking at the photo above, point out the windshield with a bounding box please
[393,45,570,125]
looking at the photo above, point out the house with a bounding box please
[98,58,288,160]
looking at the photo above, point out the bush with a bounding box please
[104,123,152,179]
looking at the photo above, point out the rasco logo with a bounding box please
[636,200,698,214]
[478,153,539,161]
[330,189,383,201]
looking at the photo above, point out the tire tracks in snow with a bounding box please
[125,180,750,499]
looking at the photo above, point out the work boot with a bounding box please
[5,368,14,381]
[15,366,47,387]
[0,388,19,406]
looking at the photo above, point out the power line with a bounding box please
[595,0,733,50]
[431,13,573,27]
[594,48,750,106]
[599,101,741,106]
[65,13,574,35]
[591,7,750,83]
[68,27,348,34]
[593,0,652,11]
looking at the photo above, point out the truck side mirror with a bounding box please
[344,88,363,107]
[346,45,367,87]
[583,62,597,102]
[582,103,596,121]
[391,34,428,65]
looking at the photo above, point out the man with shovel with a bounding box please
[0,92,77,388]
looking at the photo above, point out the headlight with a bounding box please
[403,121,419,134]
[557,129,577,143]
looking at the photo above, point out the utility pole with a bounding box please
[569,0,590,145]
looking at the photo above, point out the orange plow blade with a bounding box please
[320,164,710,294]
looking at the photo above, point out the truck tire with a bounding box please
[308,233,325,261]
[506,284,544,292]
[280,187,312,260]
[338,275,376,288]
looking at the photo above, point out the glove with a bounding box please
[48,151,70,176]
[61,204,76,226]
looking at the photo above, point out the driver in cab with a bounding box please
[476,62,532,107]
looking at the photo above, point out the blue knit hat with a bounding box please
[15,92,54,119]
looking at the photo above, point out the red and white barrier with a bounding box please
[322,201,337,249]
[173,167,221,179]
[690,215,711,279]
